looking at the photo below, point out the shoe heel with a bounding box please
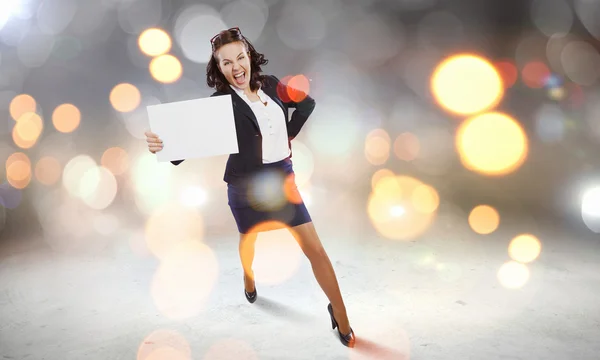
[327,303,337,329]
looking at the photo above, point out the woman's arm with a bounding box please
[271,75,316,140]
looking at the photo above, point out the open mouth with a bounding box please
[234,71,246,85]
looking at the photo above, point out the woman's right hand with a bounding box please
[145,131,163,153]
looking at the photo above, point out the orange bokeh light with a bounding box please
[494,60,518,88]
[52,103,81,133]
[110,83,141,113]
[521,61,550,89]
[287,74,310,103]
[35,156,62,186]
[6,152,32,189]
[9,94,36,121]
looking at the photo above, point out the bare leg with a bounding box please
[239,232,257,292]
[290,222,352,335]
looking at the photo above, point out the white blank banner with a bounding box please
[147,95,239,162]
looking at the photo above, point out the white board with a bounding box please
[146,95,239,162]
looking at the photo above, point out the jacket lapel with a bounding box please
[229,90,260,131]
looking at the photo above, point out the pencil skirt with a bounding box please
[227,157,312,234]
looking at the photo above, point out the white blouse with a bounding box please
[230,84,291,164]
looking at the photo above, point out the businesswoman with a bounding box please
[145,27,355,347]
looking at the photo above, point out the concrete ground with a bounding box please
[1,200,599,360]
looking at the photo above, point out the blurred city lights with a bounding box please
[456,112,528,176]
[52,103,81,133]
[494,60,518,89]
[151,240,217,320]
[110,83,141,113]
[137,329,191,360]
[149,54,183,84]
[144,202,205,261]
[498,261,530,289]
[581,186,600,233]
[101,147,130,176]
[179,186,207,208]
[138,28,172,57]
[13,112,43,149]
[508,234,542,263]
[393,132,420,162]
[368,175,438,240]
[34,156,61,186]
[6,152,32,189]
[286,74,310,102]
[522,61,550,88]
[9,94,36,121]
[250,224,303,286]
[468,205,500,235]
[365,128,391,166]
[431,54,503,115]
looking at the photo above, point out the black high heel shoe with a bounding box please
[327,303,355,347]
[243,274,257,303]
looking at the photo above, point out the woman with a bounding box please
[144,27,355,347]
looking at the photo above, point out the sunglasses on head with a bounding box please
[210,27,241,45]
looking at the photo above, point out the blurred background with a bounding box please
[2,0,599,248]
[2,0,600,358]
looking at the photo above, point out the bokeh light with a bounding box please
[431,54,503,115]
[6,152,32,189]
[203,339,258,360]
[138,28,172,57]
[52,103,81,133]
[179,186,207,208]
[534,104,566,143]
[456,112,528,176]
[286,140,313,188]
[79,166,118,210]
[9,94,36,121]
[249,223,303,286]
[101,147,130,176]
[286,74,310,103]
[581,186,600,233]
[62,155,97,199]
[0,183,23,209]
[508,234,542,263]
[13,112,43,149]
[151,240,218,320]
[468,205,500,234]
[137,329,191,360]
[131,153,174,214]
[246,169,289,213]
[530,0,573,37]
[560,41,600,86]
[522,61,550,88]
[35,156,61,186]
[494,59,518,88]
[173,4,226,64]
[149,54,183,84]
[497,261,530,289]
[411,183,440,214]
[393,132,420,161]
[371,168,395,190]
[365,128,391,166]
[144,202,205,261]
[368,175,438,241]
[110,83,141,113]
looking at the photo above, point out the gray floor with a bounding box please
[1,203,599,360]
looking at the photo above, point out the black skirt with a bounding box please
[227,157,312,234]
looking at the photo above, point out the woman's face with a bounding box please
[216,41,251,90]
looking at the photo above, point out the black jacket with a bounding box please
[170,75,316,184]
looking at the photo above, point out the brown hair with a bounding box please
[206,28,269,93]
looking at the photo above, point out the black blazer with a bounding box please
[170,75,316,185]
